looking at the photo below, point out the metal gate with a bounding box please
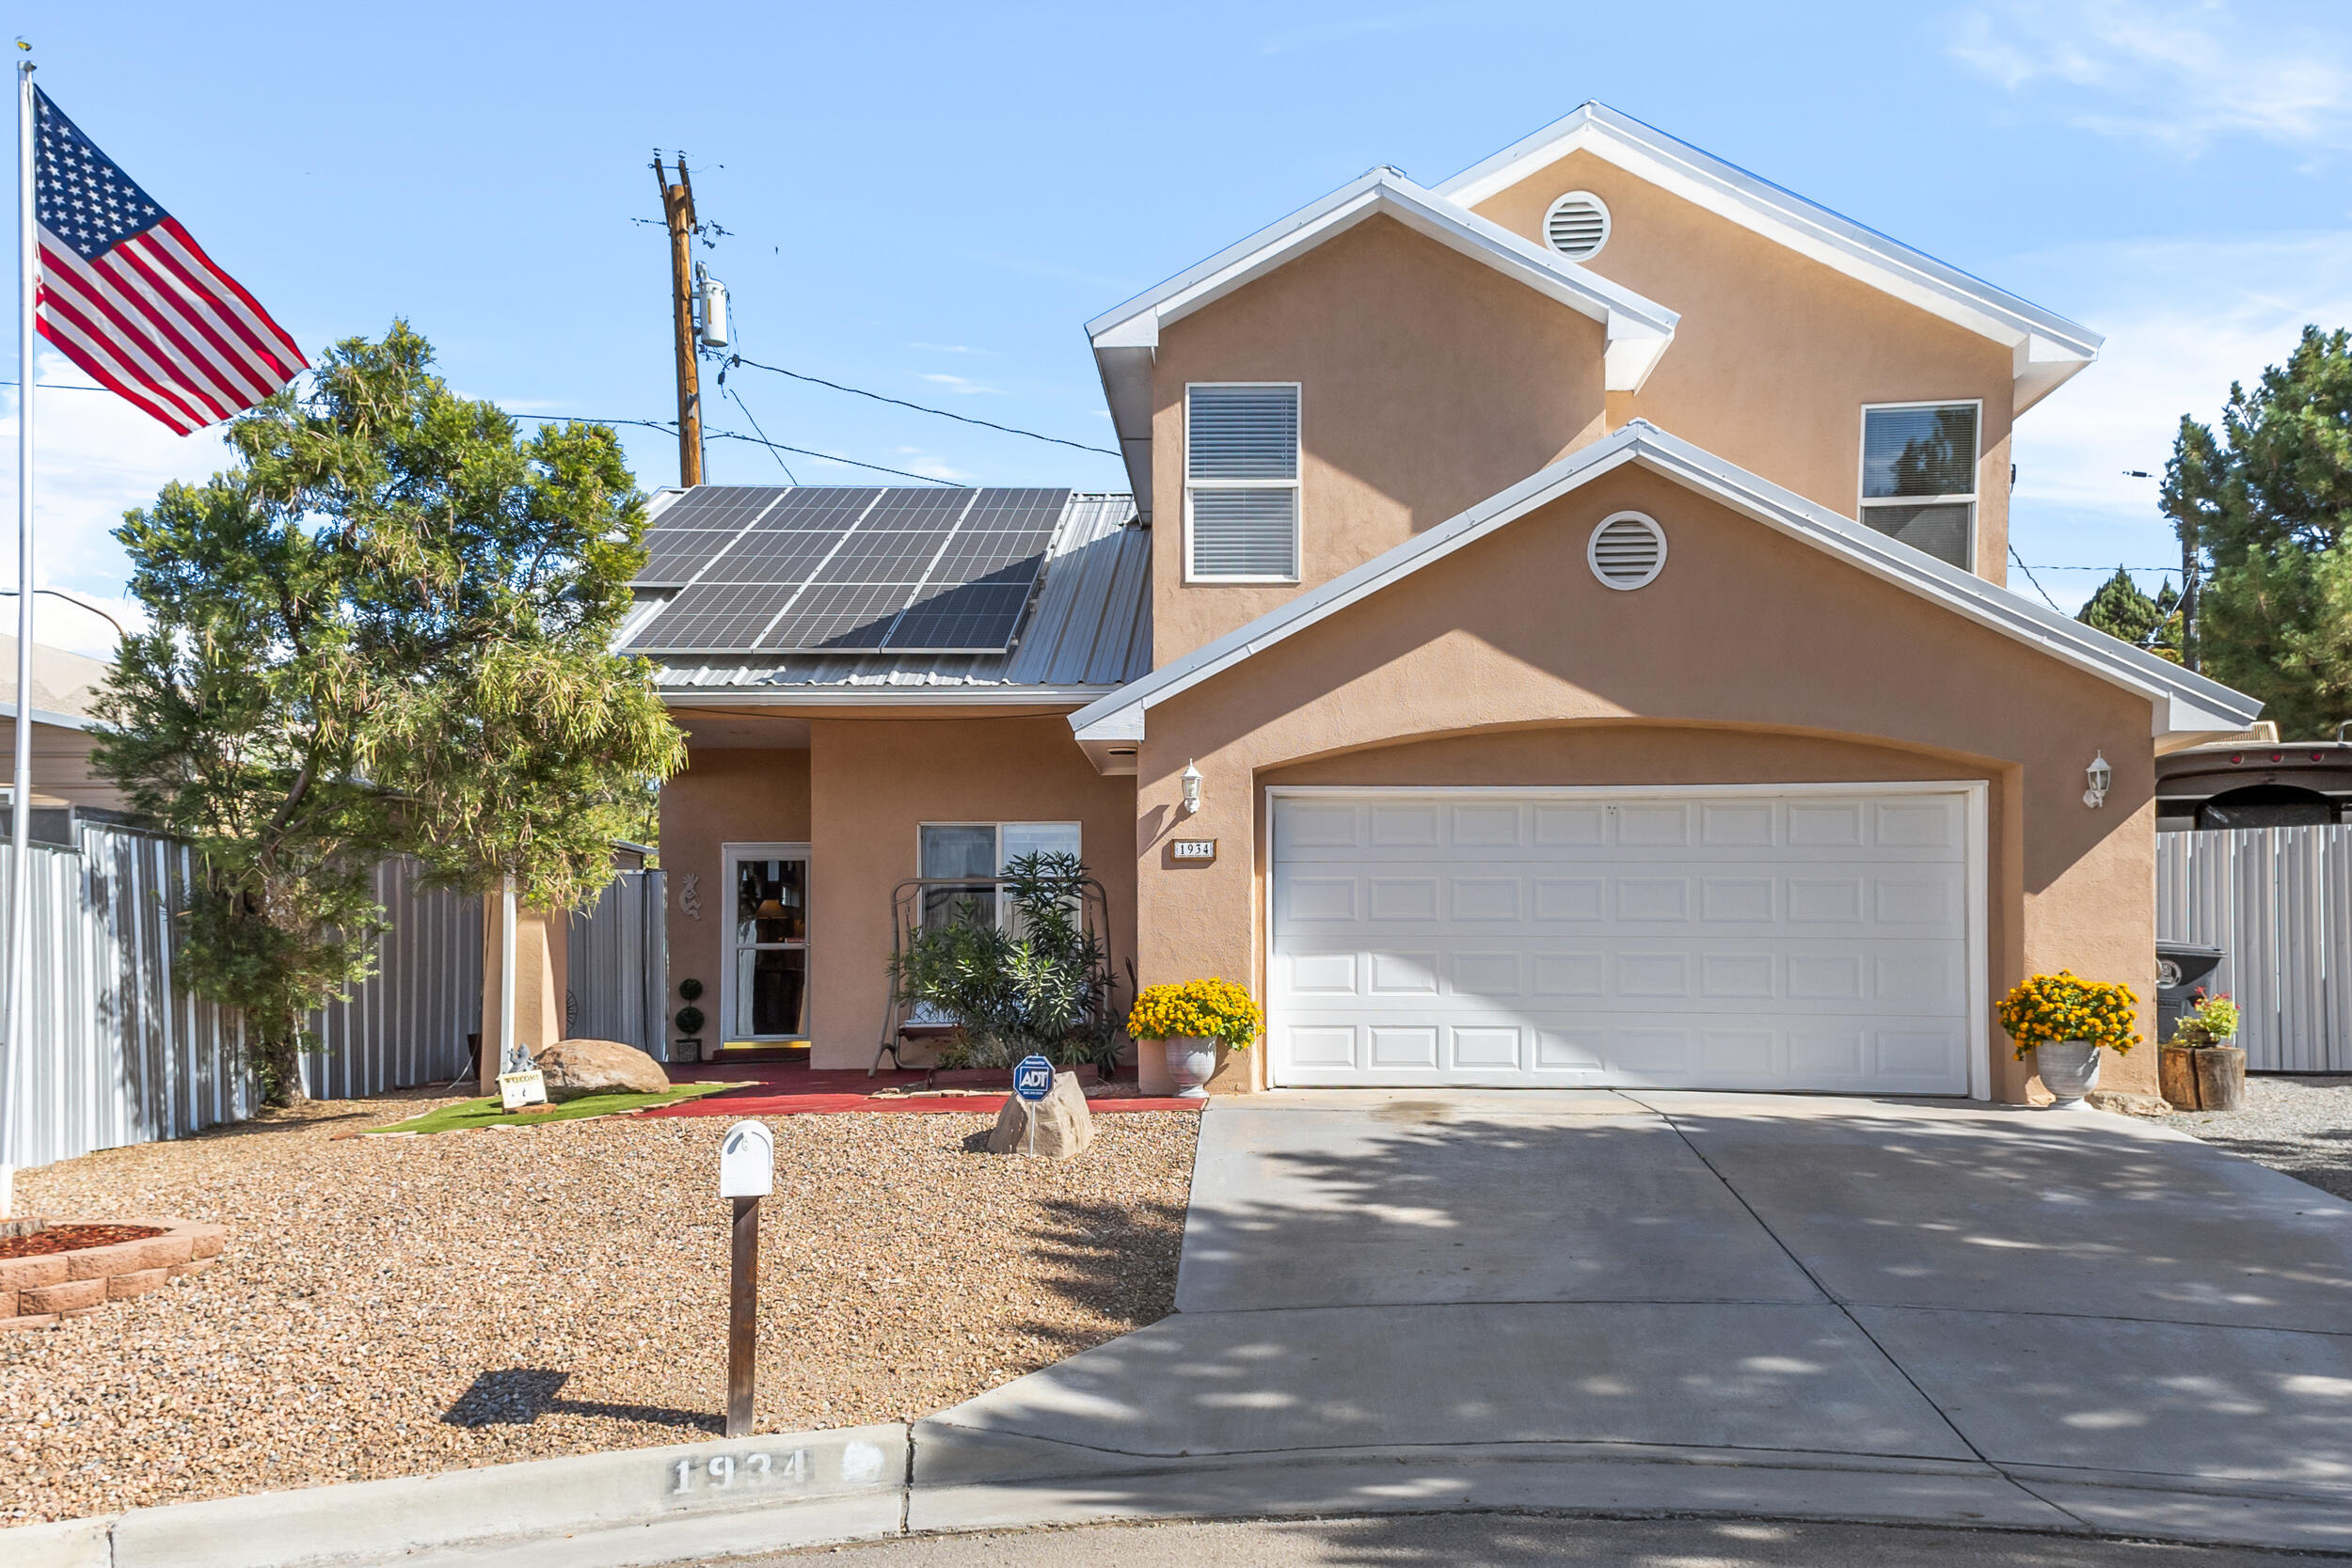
[567,869,668,1056]
[2155,825,2352,1071]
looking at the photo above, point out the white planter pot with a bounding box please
[2034,1039,2102,1110]
[1164,1037,1216,1100]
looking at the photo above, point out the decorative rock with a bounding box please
[985,1072,1096,1160]
[2084,1088,2169,1118]
[532,1038,671,1101]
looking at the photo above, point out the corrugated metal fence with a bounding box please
[0,820,484,1170]
[567,870,667,1054]
[2155,824,2352,1071]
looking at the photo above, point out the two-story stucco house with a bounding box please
[640,103,2261,1104]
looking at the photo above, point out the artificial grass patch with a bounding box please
[363,1082,751,1135]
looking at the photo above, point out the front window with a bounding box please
[919,821,1081,928]
[1860,402,1979,569]
[1185,383,1300,581]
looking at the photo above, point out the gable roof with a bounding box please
[1436,103,2103,415]
[1087,167,1678,516]
[1067,422,2257,769]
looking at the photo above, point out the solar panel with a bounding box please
[626,485,1071,656]
[625,582,794,653]
[637,530,747,588]
[759,582,915,652]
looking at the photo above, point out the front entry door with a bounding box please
[724,843,810,1044]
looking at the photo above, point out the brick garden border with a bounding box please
[0,1218,227,1330]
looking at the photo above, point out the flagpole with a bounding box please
[6,55,35,1165]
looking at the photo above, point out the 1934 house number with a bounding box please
[668,1439,887,1497]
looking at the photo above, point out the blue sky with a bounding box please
[8,0,2352,653]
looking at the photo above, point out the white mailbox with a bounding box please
[718,1120,774,1199]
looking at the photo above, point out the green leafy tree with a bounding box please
[2163,325,2352,736]
[93,324,685,1103]
[2076,567,2182,661]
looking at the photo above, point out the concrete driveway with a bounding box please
[914,1091,2352,1551]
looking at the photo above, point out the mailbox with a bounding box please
[718,1120,774,1199]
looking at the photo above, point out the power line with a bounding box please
[719,379,798,484]
[725,355,1122,458]
[510,411,962,484]
[705,430,965,486]
[2009,546,2063,612]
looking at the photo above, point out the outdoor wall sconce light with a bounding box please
[1181,759,1203,816]
[2084,752,2112,809]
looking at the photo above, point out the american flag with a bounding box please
[32,87,304,435]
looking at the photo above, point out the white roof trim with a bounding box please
[663,686,1114,709]
[1437,103,2102,415]
[1068,421,2257,767]
[1087,168,1678,512]
[0,699,98,733]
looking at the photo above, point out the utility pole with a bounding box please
[654,152,704,487]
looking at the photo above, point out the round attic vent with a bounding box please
[1543,190,1611,261]
[1588,512,1667,591]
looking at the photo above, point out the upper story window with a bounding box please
[1859,402,1979,570]
[1185,383,1300,581]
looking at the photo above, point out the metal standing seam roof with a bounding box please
[646,493,1152,694]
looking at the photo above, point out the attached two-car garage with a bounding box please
[1267,786,1985,1096]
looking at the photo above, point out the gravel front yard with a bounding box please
[1,1094,1197,1526]
[2170,1073,2352,1201]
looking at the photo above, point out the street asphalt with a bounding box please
[730,1513,2348,1565]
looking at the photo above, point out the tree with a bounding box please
[93,324,684,1103]
[2163,325,2352,736]
[2076,567,2183,661]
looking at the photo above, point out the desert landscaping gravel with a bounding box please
[2171,1073,2352,1201]
[1,1093,1197,1526]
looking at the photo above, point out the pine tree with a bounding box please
[2163,325,2352,736]
[93,324,684,1103]
[2076,568,2184,662]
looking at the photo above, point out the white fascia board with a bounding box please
[1086,170,1677,351]
[1069,421,2258,753]
[1091,342,1157,515]
[1437,104,2105,383]
[664,686,1117,709]
[0,700,96,732]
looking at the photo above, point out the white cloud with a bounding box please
[1947,1,2352,152]
[885,447,977,483]
[0,351,210,657]
[908,342,996,356]
[913,372,1005,397]
[2002,230,2352,608]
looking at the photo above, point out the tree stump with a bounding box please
[2192,1046,2247,1113]
[2159,1046,2201,1111]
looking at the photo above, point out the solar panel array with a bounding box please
[627,486,1069,656]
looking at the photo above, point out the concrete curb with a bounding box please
[10,1425,2352,1565]
[7,1424,907,1568]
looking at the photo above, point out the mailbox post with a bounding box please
[717,1119,773,1437]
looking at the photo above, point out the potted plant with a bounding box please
[1127,979,1263,1099]
[1996,970,2141,1110]
[2159,989,2246,1113]
[886,852,1123,1075]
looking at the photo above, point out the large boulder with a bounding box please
[985,1071,1096,1160]
[532,1038,670,1101]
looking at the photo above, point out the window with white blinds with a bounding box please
[1186,383,1300,580]
[1858,402,1979,570]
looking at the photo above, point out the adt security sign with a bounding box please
[1013,1055,1055,1101]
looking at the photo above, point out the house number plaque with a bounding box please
[1171,838,1216,862]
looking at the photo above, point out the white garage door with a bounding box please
[1268,788,1979,1094]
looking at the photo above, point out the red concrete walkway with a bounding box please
[639,1063,1202,1118]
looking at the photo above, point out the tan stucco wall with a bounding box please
[1126,465,2155,1103]
[805,716,1138,1070]
[1470,150,2017,583]
[658,747,814,1050]
[1151,213,1610,663]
